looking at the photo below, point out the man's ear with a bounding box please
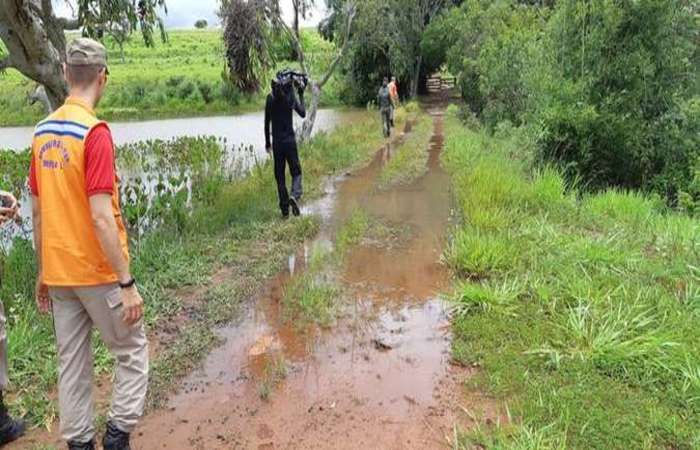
[62,63,68,84]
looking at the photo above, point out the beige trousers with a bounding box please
[50,284,148,443]
[0,299,8,389]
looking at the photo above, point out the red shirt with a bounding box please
[30,124,115,197]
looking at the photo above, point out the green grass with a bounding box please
[0,108,387,429]
[0,29,342,126]
[282,209,370,326]
[378,106,433,189]
[442,110,700,449]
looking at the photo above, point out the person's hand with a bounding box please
[0,191,18,226]
[121,285,144,325]
[35,276,51,314]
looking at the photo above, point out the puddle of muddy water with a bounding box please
[125,102,497,450]
[12,100,500,450]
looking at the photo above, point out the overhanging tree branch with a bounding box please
[58,17,82,30]
[318,3,356,88]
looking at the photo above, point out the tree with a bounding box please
[0,0,167,111]
[105,19,132,63]
[290,0,315,59]
[394,0,446,97]
[195,19,208,29]
[321,0,447,104]
[221,0,357,142]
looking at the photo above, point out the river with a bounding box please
[0,108,355,153]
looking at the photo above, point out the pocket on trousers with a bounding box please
[105,289,131,341]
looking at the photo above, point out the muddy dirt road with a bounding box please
[13,98,500,450]
[130,99,498,450]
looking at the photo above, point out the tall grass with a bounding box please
[443,110,700,448]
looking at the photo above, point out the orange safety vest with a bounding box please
[32,97,129,286]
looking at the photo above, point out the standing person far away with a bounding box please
[29,38,148,450]
[388,76,399,127]
[265,71,307,219]
[378,77,393,138]
[0,191,26,447]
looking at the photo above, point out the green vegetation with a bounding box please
[378,105,432,189]
[0,108,389,428]
[423,0,699,207]
[442,109,700,449]
[0,29,341,126]
[257,355,289,401]
[283,209,370,326]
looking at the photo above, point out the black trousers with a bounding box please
[272,140,303,215]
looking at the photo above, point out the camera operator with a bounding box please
[264,70,307,218]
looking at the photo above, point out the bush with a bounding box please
[425,0,699,206]
[194,19,208,29]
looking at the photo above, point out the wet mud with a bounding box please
[131,98,500,449]
[12,97,502,450]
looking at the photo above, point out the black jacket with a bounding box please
[265,89,306,148]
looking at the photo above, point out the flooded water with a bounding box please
[0,108,360,247]
[128,98,499,449]
[9,97,502,450]
[0,109,353,153]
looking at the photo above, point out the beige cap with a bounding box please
[66,38,108,70]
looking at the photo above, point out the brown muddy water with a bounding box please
[12,99,502,450]
[130,100,499,449]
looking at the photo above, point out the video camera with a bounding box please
[272,69,309,97]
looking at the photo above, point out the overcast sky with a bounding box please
[54,0,327,29]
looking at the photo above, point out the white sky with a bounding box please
[53,0,327,29]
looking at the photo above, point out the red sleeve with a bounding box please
[84,124,116,197]
[29,154,39,196]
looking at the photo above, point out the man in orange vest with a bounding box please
[30,38,147,450]
[388,76,399,127]
[0,191,26,447]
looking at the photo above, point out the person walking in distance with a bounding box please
[388,76,399,127]
[265,70,307,219]
[30,38,147,450]
[0,191,26,447]
[378,77,393,138]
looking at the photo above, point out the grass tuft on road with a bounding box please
[378,106,433,189]
[443,110,700,449]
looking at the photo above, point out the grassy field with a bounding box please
[0,29,342,126]
[442,107,700,449]
[0,107,394,430]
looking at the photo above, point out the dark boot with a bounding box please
[67,440,95,450]
[102,421,131,450]
[0,391,25,446]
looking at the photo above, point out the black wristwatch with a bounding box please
[119,277,136,289]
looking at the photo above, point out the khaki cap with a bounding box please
[66,38,108,71]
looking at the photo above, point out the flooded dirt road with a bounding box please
[130,99,499,449]
[10,97,500,450]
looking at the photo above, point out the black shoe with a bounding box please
[289,198,301,217]
[102,421,130,450]
[67,440,95,450]
[0,416,25,446]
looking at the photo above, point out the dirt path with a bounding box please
[13,98,501,450]
[129,99,500,450]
